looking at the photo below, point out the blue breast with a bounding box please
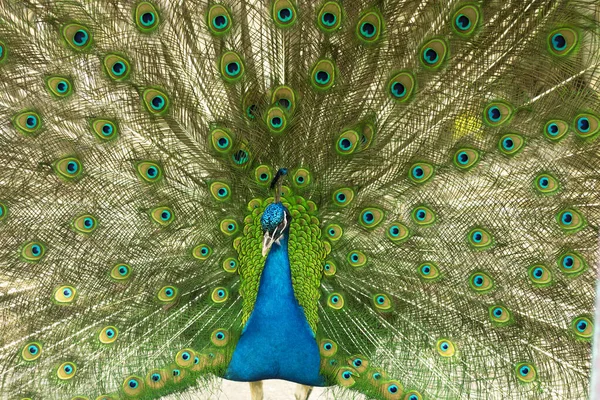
[226,233,325,386]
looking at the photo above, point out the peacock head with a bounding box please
[261,168,291,257]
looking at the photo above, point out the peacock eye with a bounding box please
[220,51,245,82]
[158,285,178,302]
[356,11,382,43]
[211,287,229,303]
[515,362,536,382]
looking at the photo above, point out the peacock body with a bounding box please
[0,0,599,399]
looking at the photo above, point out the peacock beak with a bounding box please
[261,214,289,257]
[262,230,275,257]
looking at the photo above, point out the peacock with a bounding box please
[0,0,599,399]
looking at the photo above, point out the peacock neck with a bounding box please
[250,231,299,322]
[226,229,324,386]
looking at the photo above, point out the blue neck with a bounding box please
[226,232,324,386]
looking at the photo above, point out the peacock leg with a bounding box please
[294,384,313,400]
[249,380,264,400]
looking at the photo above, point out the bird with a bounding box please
[0,0,598,399]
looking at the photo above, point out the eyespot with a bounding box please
[251,166,272,187]
[0,41,5,63]
[515,362,536,383]
[211,329,230,347]
[335,129,360,155]
[327,293,345,310]
[489,305,512,326]
[266,106,287,134]
[222,257,238,273]
[135,161,163,183]
[220,51,244,82]
[72,214,97,234]
[418,262,440,281]
[91,118,118,141]
[468,227,493,249]
[192,244,212,260]
[372,293,392,311]
[135,2,160,32]
[110,263,132,281]
[336,368,356,387]
[311,59,335,91]
[207,181,231,202]
[411,206,436,226]
[61,23,92,50]
[291,168,311,188]
[46,76,73,98]
[99,326,118,344]
[404,391,423,400]
[346,355,369,375]
[317,1,342,32]
[319,339,338,357]
[150,206,174,226]
[57,362,77,380]
[347,250,367,268]
[21,342,42,361]
[469,272,493,293]
[103,54,131,81]
[210,128,234,154]
[244,201,262,218]
[157,285,178,302]
[543,119,569,141]
[387,71,415,102]
[573,113,599,139]
[528,264,553,287]
[409,162,434,184]
[571,316,593,339]
[356,11,383,43]
[557,250,587,276]
[387,222,410,243]
[323,260,337,277]
[547,28,578,57]
[146,369,167,389]
[332,188,354,207]
[534,173,559,195]
[231,143,251,168]
[123,376,144,396]
[170,367,185,382]
[359,207,384,229]
[358,122,376,151]
[142,88,169,115]
[211,287,229,303]
[436,338,456,357]
[498,133,525,156]
[420,38,448,69]
[452,4,480,36]
[0,202,6,222]
[271,85,296,115]
[272,0,297,27]
[13,110,42,135]
[453,148,480,170]
[367,369,387,385]
[207,5,232,35]
[219,219,238,236]
[176,348,196,367]
[483,101,513,127]
[556,208,586,233]
[324,224,343,241]
[21,241,45,262]
[382,381,403,399]
[243,91,261,121]
[53,156,83,180]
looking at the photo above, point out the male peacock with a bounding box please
[0,0,599,399]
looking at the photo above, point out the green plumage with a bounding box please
[0,0,598,399]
